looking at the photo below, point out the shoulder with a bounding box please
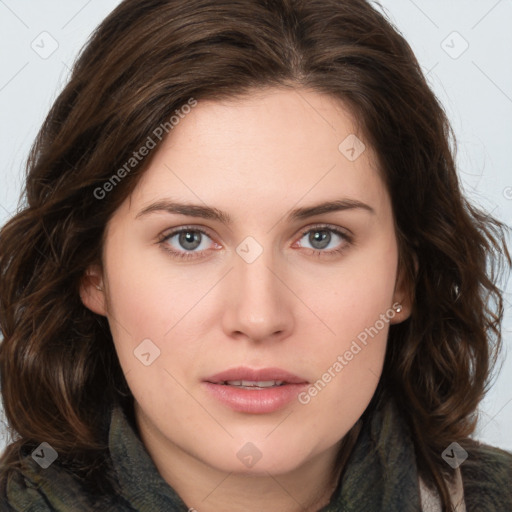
[0,453,128,512]
[460,440,512,510]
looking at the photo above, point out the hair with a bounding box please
[0,0,510,509]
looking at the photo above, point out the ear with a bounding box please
[79,264,107,316]
[390,253,417,325]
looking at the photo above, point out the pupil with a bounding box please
[180,231,201,250]
[310,230,330,249]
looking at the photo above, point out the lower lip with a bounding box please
[203,382,308,414]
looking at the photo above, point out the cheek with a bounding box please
[294,235,396,413]
[102,236,215,410]
[305,241,397,339]
[297,313,389,442]
[101,238,183,371]
[103,230,195,336]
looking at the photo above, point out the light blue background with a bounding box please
[0,0,511,451]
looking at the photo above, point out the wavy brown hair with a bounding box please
[0,0,510,509]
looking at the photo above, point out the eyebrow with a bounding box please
[135,198,375,224]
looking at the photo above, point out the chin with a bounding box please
[198,437,315,476]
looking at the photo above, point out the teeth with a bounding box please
[225,380,284,388]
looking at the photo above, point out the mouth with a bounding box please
[205,366,308,386]
[203,367,308,413]
[216,380,286,389]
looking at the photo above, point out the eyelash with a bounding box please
[157,224,353,261]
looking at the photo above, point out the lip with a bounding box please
[203,366,308,414]
[205,366,308,385]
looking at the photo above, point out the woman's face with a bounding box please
[82,87,409,477]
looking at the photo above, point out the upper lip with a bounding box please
[204,366,308,384]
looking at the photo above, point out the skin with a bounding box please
[81,87,412,512]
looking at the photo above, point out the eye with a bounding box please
[158,227,218,260]
[295,225,352,257]
[157,224,353,261]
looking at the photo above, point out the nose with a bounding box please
[221,246,295,344]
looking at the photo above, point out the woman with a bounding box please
[0,0,510,510]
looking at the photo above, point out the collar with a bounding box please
[108,404,189,511]
[319,396,422,511]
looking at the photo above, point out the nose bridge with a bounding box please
[238,248,277,301]
[224,236,293,341]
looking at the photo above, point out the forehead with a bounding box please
[125,88,389,221]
